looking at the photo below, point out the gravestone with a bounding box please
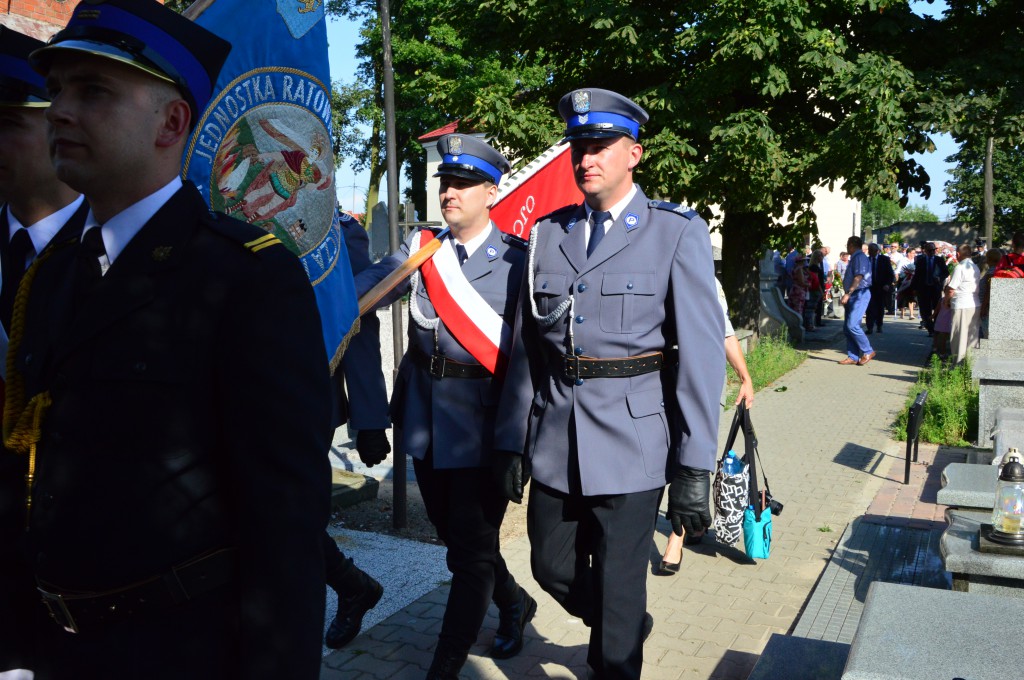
[758,250,804,343]
[368,202,390,262]
[974,279,1024,444]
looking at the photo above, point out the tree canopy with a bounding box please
[326,0,1020,325]
[944,139,1024,244]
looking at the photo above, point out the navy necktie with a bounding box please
[455,243,468,267]
[0,229,34,330]
[74,227,108,310]
[588,211,611,257]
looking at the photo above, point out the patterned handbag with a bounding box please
[712,408,749,545]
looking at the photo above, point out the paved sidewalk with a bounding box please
[322,315,935,680]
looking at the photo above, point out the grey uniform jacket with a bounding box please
[355,224,525,469]
[495,187,725,496]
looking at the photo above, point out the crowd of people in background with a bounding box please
[774,231,1024,367]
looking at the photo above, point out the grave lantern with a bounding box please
[989,460,1024,545]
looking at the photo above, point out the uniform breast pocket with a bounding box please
[534,272,568,317]
[600,272,657,333]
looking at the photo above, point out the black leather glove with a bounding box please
[666,465,712,537]
[491,450,528,504]
[355,429,391,467]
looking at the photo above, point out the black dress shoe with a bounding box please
[490,588,538,659]
[426,645,469,680]
[325,577,384,649]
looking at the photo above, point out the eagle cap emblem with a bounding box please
[572,90,591,114]
[448,135,463,155]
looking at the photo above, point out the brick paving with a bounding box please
[321,315,942,679]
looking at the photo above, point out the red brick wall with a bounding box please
[1,0,166,39]
[9,0,76,26]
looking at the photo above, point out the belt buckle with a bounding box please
[429,354,446,379]
[38,588,79,634]
[563,354,580,380]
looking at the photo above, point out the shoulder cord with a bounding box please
[527,224,574,328]
[3,249,56,528]
[407,231,440,332]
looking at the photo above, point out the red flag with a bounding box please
[491,143,582,240]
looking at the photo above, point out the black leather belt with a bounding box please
[37,548,236,634]
[411,346,491,379]
[562,350,675,380]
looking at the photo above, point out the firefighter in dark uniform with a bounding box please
[0,26,88,676]
[6,2,333,678]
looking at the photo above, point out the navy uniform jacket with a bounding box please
[355,224,524,469]
[14,184,332,680]
[334,215,390,430]
[495,187,725,496]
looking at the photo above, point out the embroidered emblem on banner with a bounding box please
[185,67,341,285]
[277,0,323,39]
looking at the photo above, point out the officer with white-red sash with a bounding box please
[354,133,535,679]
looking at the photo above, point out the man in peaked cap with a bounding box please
[0,26,88,677]
[354,133,536,679]
[9,2,334,678]
[494,88,725,679]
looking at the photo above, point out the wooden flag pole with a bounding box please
[356,227,449,316]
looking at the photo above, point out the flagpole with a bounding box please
[356,227,449,316]
[182,0,216,20]
[380,0,407,530]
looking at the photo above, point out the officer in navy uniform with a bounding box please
[355,134,536,679]
[10,2,333,678]
[0,26,89,675]
[322,211,390,650]
[494,89,725,680]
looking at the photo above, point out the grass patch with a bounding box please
[892,355,979,446]
[724,330,807,408]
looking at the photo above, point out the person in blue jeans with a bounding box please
[838,235,876,366]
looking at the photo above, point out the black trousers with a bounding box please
[413,453,514,653]
[917,287,941,333]
[866,286,888,330]
[528,481,660,680]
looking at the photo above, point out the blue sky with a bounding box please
[326,1,957,218]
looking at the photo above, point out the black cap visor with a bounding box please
[433,163,493,184]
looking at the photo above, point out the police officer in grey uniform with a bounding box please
[355,134,536,679]
[494,89,725,680]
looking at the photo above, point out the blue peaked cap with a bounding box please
[29,0,231,126]
[434,134,511,185]
[558,88,649,141]
[0,27,48,107]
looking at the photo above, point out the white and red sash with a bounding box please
[417,230,510,375]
